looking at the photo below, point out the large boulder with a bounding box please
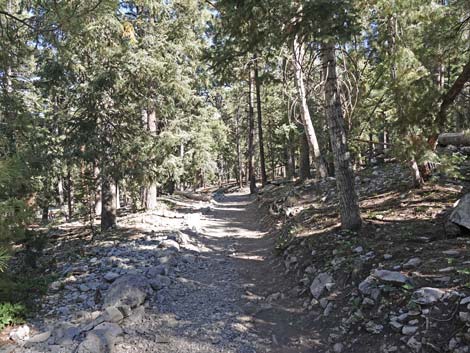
[103,274,151,309]
[450,193,470,232]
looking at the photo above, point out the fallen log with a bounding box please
[438,132,470,147]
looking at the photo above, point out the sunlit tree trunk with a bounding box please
[292,35,328,179]
[299,129,311,181]
[145,109,158,209]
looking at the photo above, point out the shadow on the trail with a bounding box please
[19,192,321,353]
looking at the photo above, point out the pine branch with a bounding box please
[0,10,35,30]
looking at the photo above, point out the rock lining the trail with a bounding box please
[9,195,269,353]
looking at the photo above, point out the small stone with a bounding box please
[412,287,446,305]
[353,246,364,254]
[149,275,171,291]
[362,298,375,306]
[310,273,334,299]
[159,239,180,252]
[358,275,380,300]
[50,281,62,291]
[27,331,51,343]
[79,284,90,292]
[443,250,460,257]
[389,321,403,332]
[461,297,470,306]
[402,326,418,335]
[460,312,470,322]
[323,302,334,317]
[333,343,344,353]
[103,274,150,309]
[102,306,124,323]
[384,254,393,260]
[104,272,120,283]
[403,258,422,270]
[9,325,30,342]
[365,321,383,334]
[397,313,409,322]
[407,336,422,352]
[373,269,411,285]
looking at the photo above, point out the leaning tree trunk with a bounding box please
[101,173,117,231]
[299,129,312,181]
[321,42,362,231]
[145,109,158,209]
[430,57,470,146]
[248,67,257,194]
[254,55,267,187]
[292,35,328,179]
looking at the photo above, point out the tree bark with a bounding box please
[434,58,470,136]
[116,182,120,210]
[94,163,102,216]
[101,174,117,231]
[248,67,257,194]
[57,178,64,207]
[235,106,243,188]
[438,132,470,146]
[321,42,362,231]
[299,129,311,181]
[292,35,328,179]
[254,55,267,186]
[145,109,158,209]
[66,166,73,221]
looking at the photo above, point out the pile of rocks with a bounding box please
[7,226,200,353]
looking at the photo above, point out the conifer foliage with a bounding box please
[1,0,469,241]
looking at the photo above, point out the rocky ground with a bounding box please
[259,162,470,353]
[0,191,319,353]
[2,160,470,353]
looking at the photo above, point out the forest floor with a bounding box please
[0,189,318,353]
[1,162,470,353]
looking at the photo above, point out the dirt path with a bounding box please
[8,191,319,353]
[202,191,319,353]
[121,191,317,353]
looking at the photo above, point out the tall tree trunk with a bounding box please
[235,106,243,188]
[66,166,73,221]
[94,163,102,216]
[254,55,267,186]
[145,109,158,209]
[299,129,311,181]
[285,145,295,180]
[101,174,117,231]
[116,182,120,210]
[57,178,64,207]
[248,67,257,194]
[292,35,328,179]
[321,42,362,231]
